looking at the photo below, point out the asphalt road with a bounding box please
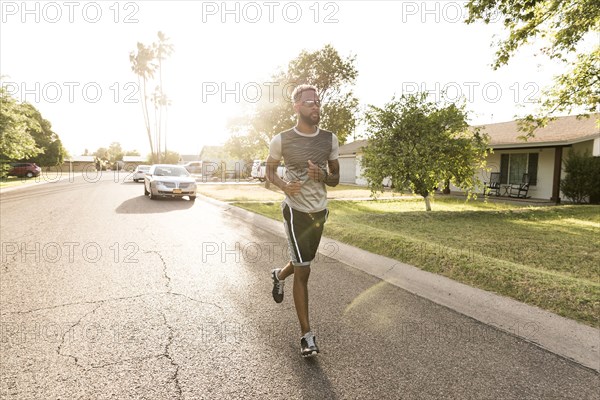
[1,174,598,399]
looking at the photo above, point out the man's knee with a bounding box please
[293,265,311,281]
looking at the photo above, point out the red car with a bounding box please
[8,163,41,178]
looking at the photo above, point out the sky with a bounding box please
[1,0,570,157]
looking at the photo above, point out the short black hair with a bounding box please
[291,84,318,103]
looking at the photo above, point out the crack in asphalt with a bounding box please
[0,292,222,317]
[144,250,172,293]
[2,247,223,317]
[56,304,102,367]
[5,248,206,397]
[0,294,150,316]
[160,310,183,399]
[86,355,163,370]
[148,249,184,398]
[169,292,223,309]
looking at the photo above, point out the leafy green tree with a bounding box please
[39,139,66,166]
[226,44,359,158]
[465,0,599,134]
[224,134,255,161]
[107,142,124,164]
[93,147,109,161]
[362,93,489,211]
[223,134,256,176]
[0,88,42,176]
[162,150,180,164]
[18,103,66,166]
[284,44,359,141]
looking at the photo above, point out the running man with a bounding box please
[265,84,340,357]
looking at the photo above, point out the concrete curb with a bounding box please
[200,194,600,372]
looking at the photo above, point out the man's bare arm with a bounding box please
[307,159,339,187]
[266,156,301,196]
[324,159,340,187]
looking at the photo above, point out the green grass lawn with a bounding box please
[0,176,41,188]
[235,197,600,327]
[196,183,406,202]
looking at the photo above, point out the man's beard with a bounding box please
[300,111,320,126]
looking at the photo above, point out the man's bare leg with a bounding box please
[292,265,311,335]
[274,261,311,334]
[277,260,295,280]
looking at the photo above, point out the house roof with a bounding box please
[123,155,146,162]
[339,115,599,155]
[68,156,95,162]
[478,113,599,149]
[339,139,368,156]
[179,154,201,162]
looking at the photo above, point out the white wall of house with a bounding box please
[472,140,595,200]
[349,155,390,187]
[568,140,595,156]
[356,155,368,186]
[470,148,554,199]
[338,154,370,186]
[339,155,356,184]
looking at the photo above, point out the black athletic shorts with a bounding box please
[282,203,328,267]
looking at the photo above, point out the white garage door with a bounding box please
[338,156,356,184]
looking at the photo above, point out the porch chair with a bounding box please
[484,172,501,196]
[509,173,530,198]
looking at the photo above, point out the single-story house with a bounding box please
[63,156,97,173]
[474,114,599,201]
[113,155,148,171]
[338,114,599,201]
[122,155,147,170]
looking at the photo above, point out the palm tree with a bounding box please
[154,32,174,163]
[130,43,157,162]
[162,94,172,158]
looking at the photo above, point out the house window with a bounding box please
[500,153,538,185]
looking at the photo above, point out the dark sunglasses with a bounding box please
[301,100,321,108]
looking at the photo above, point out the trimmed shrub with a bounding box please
[561,151,600,204]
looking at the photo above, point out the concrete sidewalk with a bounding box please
[202,194,600,372]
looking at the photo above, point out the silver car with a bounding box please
[144,164,197,201]
[132,165,151,182]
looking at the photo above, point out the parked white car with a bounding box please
[144,164,197,201]
[132,165,151,182]
[183,161,203,174]
[251,160,285,182]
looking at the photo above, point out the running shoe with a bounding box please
[271,268,284,303]
[300,332,319,357]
